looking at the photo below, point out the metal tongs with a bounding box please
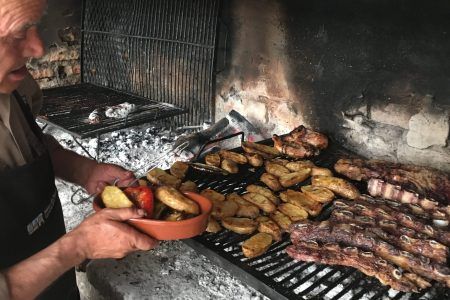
[70,141,190,205]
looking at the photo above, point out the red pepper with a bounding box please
[124,186,154,218]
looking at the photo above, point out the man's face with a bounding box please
[0,0,47,94]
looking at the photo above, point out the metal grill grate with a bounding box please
[183,141,450,300]
[81,0,221,126]
[38,83,185,138]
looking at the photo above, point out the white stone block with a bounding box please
[406,107,449,149]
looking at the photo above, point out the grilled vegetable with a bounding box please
[270,210,292,230]
[211,200,239,220]
[101,186,134,209]
[147,168,182,188]
[260,173,282,191]
[311,167,333,177]
[219,150,248,165]
[155,186,199,215]
[200,189,225,202]
[170,161,189,179]
[205,153,221,167]
[242,192,276,213]
[301,185,335,203]
[311,175,360,200]
[265,161,290,177]
[285,160,315,172]
[257,216,282,241]
[163,210,185,221]
[246,184,279,204]
[279,168,311,188]
[222,217,258,234]
[152,199,168,219]
[179,180,198,193]
[206,216,222,233]
[278,203,308,221]
[227,193,260,218]
[279,189,322,216]
[242,233,273,258]
[124,186,154,217]
[242,141,280,158]
[221,159,239,174]
[270,158,290,166]
[245,153,264,167]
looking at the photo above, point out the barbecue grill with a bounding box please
[182,140,450,300]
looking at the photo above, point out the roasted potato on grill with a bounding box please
[270,210,292,231]
[155,186,199,215]
[311,167,333,177]
[227,193,260,218]
[219,150,248,165]
[245,153,264,167]
[179,180,198,193]
[301,185,335,203]
[147,168,182,188]
[279,168,311,188]
[270,158,290,166]
[242,192,276,213]
[246,184,279,205]
[279,190,323,216]
[242,233,273,258]
[311,175,360,200]
[205,153,221,167]
[257,216,282,241]
[221,158,239,174]
[170,161,189,179]
[241,141,279,159]
[260,173,282,191]
[278,203,308,221]
[200,188,225,202]
[285,160,315,172]
[211,200,239,220]
[222,217,258,234]
[265,161,290,177]
[206,216,222,233]
[101,186,134,209]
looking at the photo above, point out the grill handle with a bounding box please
[194,131,245,160]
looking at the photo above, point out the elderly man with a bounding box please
[0,1,158,299]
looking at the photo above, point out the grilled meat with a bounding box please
[334,158,450,204]
[331,209,448,264]
[272,135,317,159]
[290,220,450,287]
[286,241,425,292]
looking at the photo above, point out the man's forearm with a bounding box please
[4,234,84,300]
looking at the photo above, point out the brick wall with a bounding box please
[27,27,81,89]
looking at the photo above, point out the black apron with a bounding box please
[0,91,79,299]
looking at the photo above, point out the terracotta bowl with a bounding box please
[93,191,212,240]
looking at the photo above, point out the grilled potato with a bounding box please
[242,141,280,158]
[242,192,276,213]
[219,150,248,165]
[155,186,199,215]
[270,158,290,166]
[200,188,225,202]
[257,216,282,241]
[279,168,311,188]
[221,158,239,174]
[205,153,221,167]
[147,168,182,188]
[245,153,264,167]
[206,216,222,233]
[170,161,189,179]
[270,210,292,231]
[246,184,279,204]
[260,173,282,191]
[211,200,239,220]
[279,190,323,216]
[311,167,333,177]
[278,203,308,221]
[285,160,315,172]
[179,180,198,193]
[301,185,335,203]
[227,193,260,218]
[163,210,185,221]
[222,217,258,234]
[265,161,290,177]
[311,175,360,200]
[242,233,273,258]
[101,186,134,209]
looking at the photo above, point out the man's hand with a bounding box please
[67,207,158,261]
[83,163,136,194]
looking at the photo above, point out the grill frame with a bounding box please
[182,140,450,300]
